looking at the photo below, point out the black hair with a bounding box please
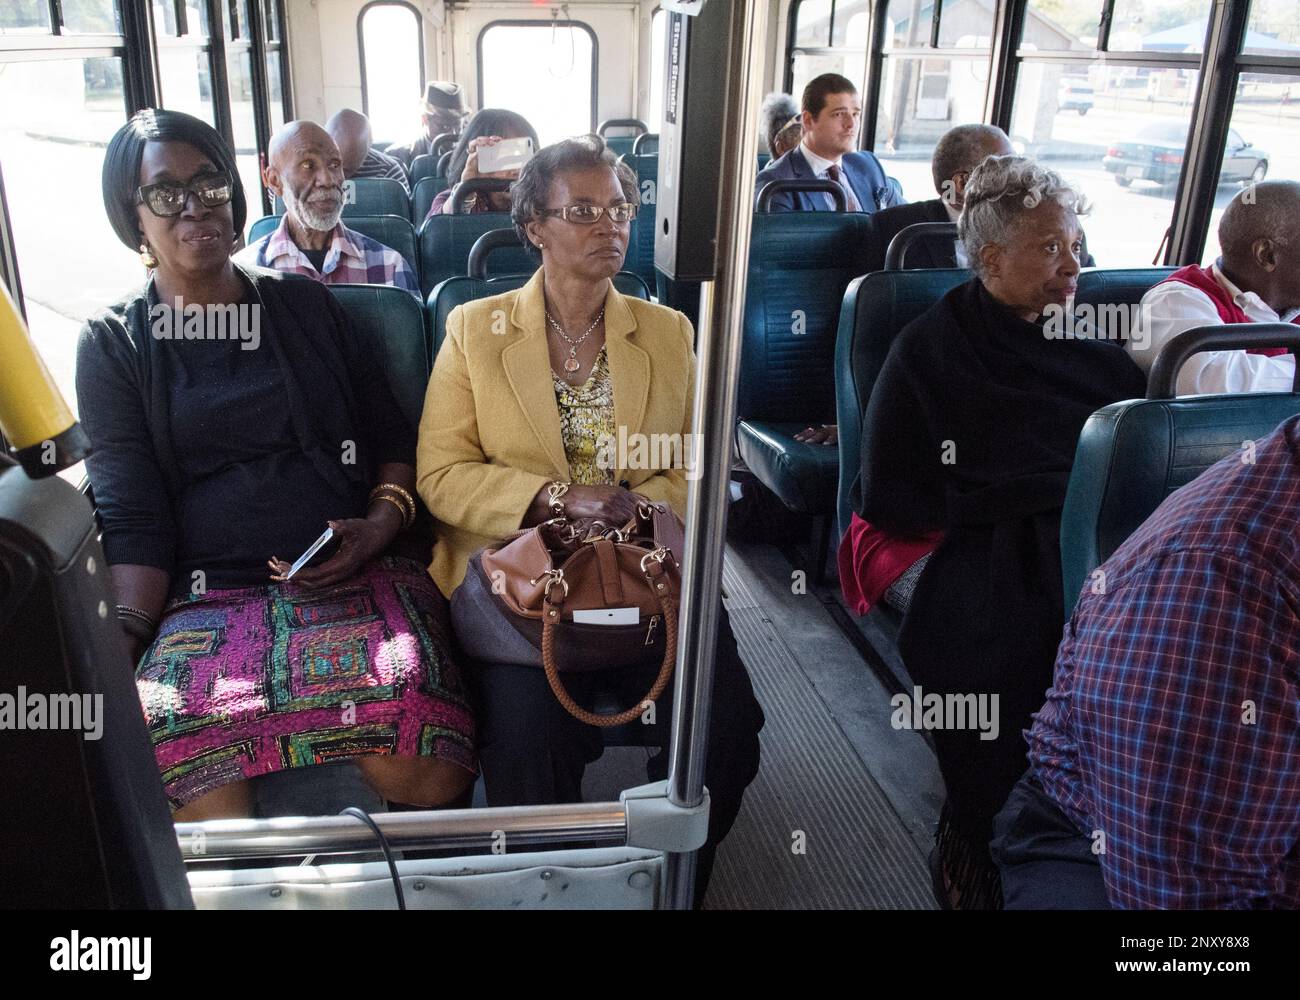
[801,73,857,118]
[510,136,639,259]
[101,108,247,250]
[445,108,541,187]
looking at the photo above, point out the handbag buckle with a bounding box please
[530,568,569,601]
[639,546,669,573]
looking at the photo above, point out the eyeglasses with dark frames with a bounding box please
[538,202,638,224]
[135,172,234,218]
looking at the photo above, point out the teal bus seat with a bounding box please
[246,213,419,276]
[1060,322,1300,617]
[735,210,873,524]
[411,175,447,226]
[618,151,657,290]
[409,153,440,184]
[427,268,651,365]
[1073,266,1176,343]
[272,177,409,219]
[417,211,532,299]
[833,268,970,541]
[328,283,430,430]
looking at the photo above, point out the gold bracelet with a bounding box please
[115,604,158,630]
[369,493,409,528]
[369,484,416,527]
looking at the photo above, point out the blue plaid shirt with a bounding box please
[1028,415,1300,908]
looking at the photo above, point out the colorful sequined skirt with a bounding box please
[135,556,477,808]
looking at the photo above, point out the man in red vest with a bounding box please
[1129,180,1300,394]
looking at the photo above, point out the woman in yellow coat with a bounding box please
[417,136,763,901]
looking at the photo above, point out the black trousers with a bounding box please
[990,773,1111,910]
[465,605,764,903]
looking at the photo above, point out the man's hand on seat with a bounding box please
[794,424,838,446]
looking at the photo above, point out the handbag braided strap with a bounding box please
[539,559,679,728]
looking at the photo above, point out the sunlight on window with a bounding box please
[482,23,595,146]
[361,4,422,143]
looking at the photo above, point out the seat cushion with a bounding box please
[736,419,840,515]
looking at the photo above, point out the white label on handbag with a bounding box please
[572,608,640,625]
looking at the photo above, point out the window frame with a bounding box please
[784,0,872,109]
[476,17,600,134]
[356,0,425,131]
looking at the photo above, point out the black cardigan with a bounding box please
[75,265,414,587]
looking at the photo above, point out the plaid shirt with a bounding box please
[1028,415,1300,909]
[234,217,419,299]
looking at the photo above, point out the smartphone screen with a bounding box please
[478,137,534,174]
[286,527,338,580]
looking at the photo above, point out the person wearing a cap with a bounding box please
[387,82,467,172]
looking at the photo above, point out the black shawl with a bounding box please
[858,278,1145,842]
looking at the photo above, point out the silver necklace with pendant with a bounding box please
[546,306,604,374]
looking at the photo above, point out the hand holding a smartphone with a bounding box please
[463,135,533,182]
[267,517,389,589]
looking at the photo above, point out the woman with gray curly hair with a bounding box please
[416,135,763,904]
[840,155,1145,908]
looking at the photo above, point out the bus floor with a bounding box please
[582,539,942,909]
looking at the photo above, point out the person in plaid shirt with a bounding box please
[234,120,418,299]
[993,414,1300,909]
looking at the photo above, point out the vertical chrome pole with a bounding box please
[662,0,768,910]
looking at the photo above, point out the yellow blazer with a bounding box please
[417,269,696,597]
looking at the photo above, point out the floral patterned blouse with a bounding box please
[553,345,615,485]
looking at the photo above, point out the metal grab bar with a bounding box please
[755,178,846,212]
[883,221,957,270]
[176,802,627,860]
[467,228,525,279]
[598,118,648,136]
[1147,322,1300,398]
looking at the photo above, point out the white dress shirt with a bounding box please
[800,140,861,212]
[943,199,970,269]
[1129,262,1297,396]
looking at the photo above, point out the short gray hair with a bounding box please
[511,135,639,258]
[760,92,798,154]
[931,123,1010,194]
[958,155,1089,275]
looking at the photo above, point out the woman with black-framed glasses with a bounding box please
[76,109,477,821]
[416,135,764,903]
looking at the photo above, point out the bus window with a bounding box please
[1010,20,1201,266]
[221,4,265,216]
[52,0,120,34]
[873,0,991,198]
[1247,1,1300,55]
[359,2,424,144]
[0,57,138,416]
[154,5,217,127]
[648,7,667,130]
[1106,1,1205,53]
[1023,1,1100,50]
[479,20,596,145]
[788,0,869,103]
[1203,72,1300,264]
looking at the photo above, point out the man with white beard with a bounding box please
[235,121,419,298]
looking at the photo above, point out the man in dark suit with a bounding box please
[755,73,902,214]
[864,124,1014,272]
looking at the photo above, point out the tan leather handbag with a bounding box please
[451,501,684,727]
